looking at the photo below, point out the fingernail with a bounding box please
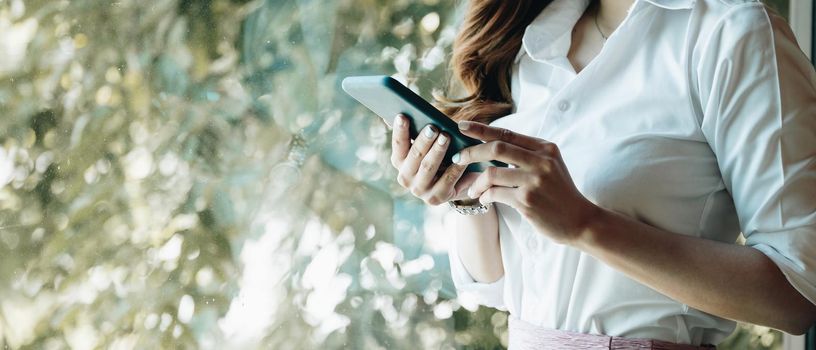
[451,152,461,164]
[467,187,476,199]
[437,134,448,145]
[394,115,403,127]
[458,121,472,130]
[424,125,436,138]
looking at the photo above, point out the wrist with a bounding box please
[570,204,609,249]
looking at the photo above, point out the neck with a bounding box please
[597,0,635,32]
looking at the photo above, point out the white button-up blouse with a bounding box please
[445,0,816,345]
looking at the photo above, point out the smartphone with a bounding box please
[341,75,507,173]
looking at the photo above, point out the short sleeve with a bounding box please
[444,212,507,310]
[697,4,816,304]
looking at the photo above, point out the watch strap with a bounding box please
[448,199,491,215]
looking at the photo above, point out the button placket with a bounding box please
[557,100,570,112]
[534,85,573,137]
[530,3,648,139]
[526,235,539,252]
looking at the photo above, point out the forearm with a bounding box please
[448,204,504,283]
[575,207,816,334]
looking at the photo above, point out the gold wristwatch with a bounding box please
[448,198,491,215]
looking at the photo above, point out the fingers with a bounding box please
[397,123,438,189]
[412,132,451,194]
[479,186,520,207]
[467,167,528,199]
[390,114,410,169]
[424,163,467,204]
[452,140,536,168]
[453,172,480,199]
[458,121,545,151]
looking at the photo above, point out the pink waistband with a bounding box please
[508,317,716,350]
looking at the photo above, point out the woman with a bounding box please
[390,0,816,348]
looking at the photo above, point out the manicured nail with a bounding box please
[451,152,461,164]
[424,125,436,138]
[458,121,472,130]
[437,134,448,145]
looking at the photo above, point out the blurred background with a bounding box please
[0,0,800,349]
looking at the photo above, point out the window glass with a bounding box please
[0,0,796,349]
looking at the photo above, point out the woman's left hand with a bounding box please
[452,120,600,245]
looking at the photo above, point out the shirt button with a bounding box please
[557,100,570,112]
[527,236,539,251]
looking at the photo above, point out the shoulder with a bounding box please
[687,0,780,45]
[692,0,767,15]
[685,0,791,71]
[681,0,812,123]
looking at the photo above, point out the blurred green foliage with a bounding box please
[0,0,794,349]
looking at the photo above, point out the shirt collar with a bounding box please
[516,0,591,64]
[515,0,695,64]
[642,0,695,10]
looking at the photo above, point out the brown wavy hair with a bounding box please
[437,1,553,124]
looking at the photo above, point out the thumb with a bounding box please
[453,172,481,198]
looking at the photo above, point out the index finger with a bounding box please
[457,121,544,151]
[391,114,410,167]
[453,140,534,168]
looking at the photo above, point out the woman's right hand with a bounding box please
[390,114,479,206]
